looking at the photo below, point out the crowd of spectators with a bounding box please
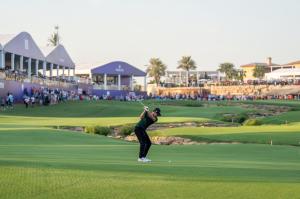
[89,93,145,101]
[21,87,80,108]
[208,79,300,87]
[148,93,300,101]
[2,70,77,86]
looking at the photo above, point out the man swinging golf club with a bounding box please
[135,105,161,163]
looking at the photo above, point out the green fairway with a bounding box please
[150,125,300,146]
[0,101,248,126]
[1,100,300,199]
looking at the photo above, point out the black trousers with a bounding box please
[134,127,152,158]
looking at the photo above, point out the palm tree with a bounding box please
[253,65,266,80]
[146,58,167,86]
[48,26,60,46]
[177,56,197,86]
[236,70,246,82]
[218,63,236,80]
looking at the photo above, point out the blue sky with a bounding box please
[1,0,300,71]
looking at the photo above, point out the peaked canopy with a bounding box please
[41,44,75,68]
[91,61,146,76]
[0,34,15,50]
[0,32,45,60]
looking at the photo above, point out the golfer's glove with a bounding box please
[144,106,149,111]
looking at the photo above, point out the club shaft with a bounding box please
[138,100,148,108]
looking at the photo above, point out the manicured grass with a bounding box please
[1,100,300,198]
[1,129,300,199]
[0,101,249,126]
[150,125,300,146]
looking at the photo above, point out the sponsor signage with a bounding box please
[115,65,124,73]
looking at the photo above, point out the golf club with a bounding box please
[137,99,150,110]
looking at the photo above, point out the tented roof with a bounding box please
[40,46,56,57]
[0,32,45,60]
[41,44,75,68]
[0,34,16,48]
[91,61,146,76]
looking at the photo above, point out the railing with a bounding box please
[93,84,132,91]
[1,70,79,89]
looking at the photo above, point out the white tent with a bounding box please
[0,32,45,61]
[40,44,75,69]
[0,31,75,80]
[40,44,75,78]
[265,68,300,80]
[0,32,45,72]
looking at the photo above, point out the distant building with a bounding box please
[164,70,221,86]
[241,57,300,81]
[265,68,300,80]
[240,57,282,81]
[90,61,147,97]
[284,60,300,69]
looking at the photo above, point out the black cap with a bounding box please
[153,108,161,116]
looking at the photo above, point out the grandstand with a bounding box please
[0,32,85,100]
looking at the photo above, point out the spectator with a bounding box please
[0,97,5,111]
[24,96,30,108]
[30,96,35,107]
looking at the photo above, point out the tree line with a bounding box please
[147,58,267,86]
[146,56,196,86]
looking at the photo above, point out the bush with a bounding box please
[85,126,95,134]
[243,119,262,126]
[85,126,111,136]
[290,107,300,111]
[235,113,249,124]
[120,124,135,136]
[94,126,112,136]
[219,113,249,124]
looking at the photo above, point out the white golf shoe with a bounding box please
[137,158,152,163]
[142,158,152,163]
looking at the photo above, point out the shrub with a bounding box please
[235,113,249,124]
[290,107,300,111]
[219,113,249,124]
[85,126,111,136]
[243,119,262,126]
[94,126,112,136]
[120,124,135,136]
[85,126,95,134]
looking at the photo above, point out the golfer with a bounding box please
[135,106,161,163]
